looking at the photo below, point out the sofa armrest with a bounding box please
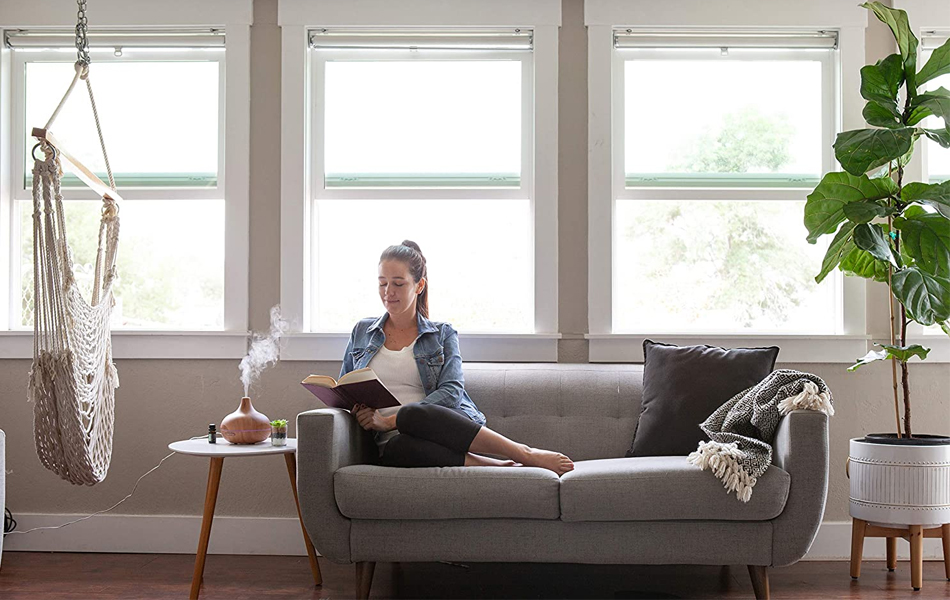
[769,410,830,567]
[296,408,377,564]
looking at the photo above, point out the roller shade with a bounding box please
[614,29,838,50]
[922,31,950,51]
[309,28,533,51]
[4,28,225,49]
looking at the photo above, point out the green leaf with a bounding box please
[923,126,950,149]
[911,88,950,120]
[843,200,888,223]
[863,101,903,128]
[893,212,950,278]
[849,343,931,371]
[805,172,897,242]
[860,54,904,107]
[848,348,888,371]
[880,343,931,362]
[862,2,919,97]
[816,221,857,284]
[912,88,950,148]
[941,321,950,337]
[854,223,896,265]
[834,128,915,176]
[841,246,891,282]
[891,266,950,325]
[907,104,932,126]
[917,36,950,85]
[902,180,950,218]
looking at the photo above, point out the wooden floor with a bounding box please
[0,552,948,599]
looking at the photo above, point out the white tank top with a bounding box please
[367,340,425,448]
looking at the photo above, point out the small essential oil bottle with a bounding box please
[208,423,217,444]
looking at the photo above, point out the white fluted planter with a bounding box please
[849,437,950,527]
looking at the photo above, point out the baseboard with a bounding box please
[4,513,318,556]
[4,516,946,561]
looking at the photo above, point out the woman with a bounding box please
[342,240,574,476]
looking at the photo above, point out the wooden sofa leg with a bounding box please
[355,561,376,599]
[747,565,769,600]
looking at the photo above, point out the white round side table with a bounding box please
[168,438,322,599]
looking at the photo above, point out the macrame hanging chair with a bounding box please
[30,2,123,486]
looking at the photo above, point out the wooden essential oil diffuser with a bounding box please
[220,397,271,444]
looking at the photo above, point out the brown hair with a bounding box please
[380,240,429,319]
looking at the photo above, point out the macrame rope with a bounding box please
[29,149,120,486]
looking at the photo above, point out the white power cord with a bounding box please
[6,435,207,536]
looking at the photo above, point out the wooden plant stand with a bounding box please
[850,517,950,591]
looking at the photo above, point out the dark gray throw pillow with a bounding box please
[626,339,779,457]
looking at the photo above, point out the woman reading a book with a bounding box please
[342,241,574,476]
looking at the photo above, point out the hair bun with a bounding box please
[401,240,423,257]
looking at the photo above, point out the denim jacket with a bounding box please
[339,311,487,426]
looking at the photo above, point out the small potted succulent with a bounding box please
[270,419,288,447]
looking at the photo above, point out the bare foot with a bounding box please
[464,453,520,467]
[519,446,574,476]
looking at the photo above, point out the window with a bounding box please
[306,30,540,334]
[612,32,840,335]
[5,36,229,331]
[919,32,950,336]
[279,1,561,360]
[922,33,950,183]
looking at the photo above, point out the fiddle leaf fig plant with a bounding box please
[804,2,950,437]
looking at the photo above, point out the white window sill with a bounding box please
[281,332,562,362]
[0,331,250,360]
[586,334,877,364]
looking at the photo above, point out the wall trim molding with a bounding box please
[5,516,945,561]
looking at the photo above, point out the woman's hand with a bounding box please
[352,404,397,432]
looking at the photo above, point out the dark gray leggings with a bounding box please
[380,403,483,468]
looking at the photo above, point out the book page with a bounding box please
[338,367,379,385]
[301,374,338,388]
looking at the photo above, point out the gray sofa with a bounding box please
[296,363,829,599]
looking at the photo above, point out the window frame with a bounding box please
[585,0,875,363]
[278,0,562,361]
[0,1,252,359]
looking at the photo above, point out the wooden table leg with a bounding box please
[909,525,923,591]
[191,456,224,600]
[285,452,323,586]
[850,518,867,579]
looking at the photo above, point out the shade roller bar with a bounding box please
[614,30,838,50]
[5,29,225,49]
[309,28,533,51]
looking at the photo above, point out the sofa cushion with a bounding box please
[627,340,779,457]
[559,457,790,522]
[334,464,561,520]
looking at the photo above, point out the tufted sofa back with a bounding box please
[462,363,644,462]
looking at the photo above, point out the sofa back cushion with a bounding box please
[462,364,643,461]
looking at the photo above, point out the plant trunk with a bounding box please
[900,306,912,437]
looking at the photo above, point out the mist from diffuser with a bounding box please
[239,305,290,396]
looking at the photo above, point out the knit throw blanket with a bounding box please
[687,369,834,503]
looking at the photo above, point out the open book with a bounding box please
[301,367,401,411]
